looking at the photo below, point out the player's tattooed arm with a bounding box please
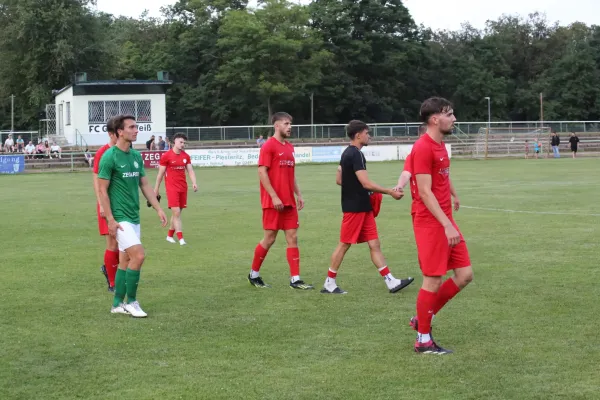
[355,170,402,200]
[395,171,411,191]
[258,166,283,211]
[336,166,342,186]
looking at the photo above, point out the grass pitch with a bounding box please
[1,158,599,399]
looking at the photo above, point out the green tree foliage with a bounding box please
[1,1,600,129]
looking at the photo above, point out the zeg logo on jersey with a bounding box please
[122,171,140,178]
[438,167,449,177]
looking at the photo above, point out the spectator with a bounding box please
[44,140,51,158]
[146,135,156,150]
[24,141,35,159]
[524,139,529,159]
[256,135,265,147]
[157,136,166,150]
[569,132,580,159]
[16,135,24,153]
[533,139,541,159]
[35,140,46,159]
[4,134,14,152]
[50,142,62,159]
[84,149,94,167]
[164,137,171,151]
[551,132,560,158]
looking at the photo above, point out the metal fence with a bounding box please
[166,121,600,141]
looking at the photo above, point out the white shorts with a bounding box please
[116,221,141,252]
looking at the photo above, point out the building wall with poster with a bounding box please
[53,74,172,146]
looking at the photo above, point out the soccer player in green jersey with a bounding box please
[98,114,168,318]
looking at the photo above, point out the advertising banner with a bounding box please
[311,146,346,163]
[0,155,25,174]
[187,148,260,167]
[360,145,398,161]
[140,151,166,169]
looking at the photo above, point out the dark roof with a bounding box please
[54,80,173,97]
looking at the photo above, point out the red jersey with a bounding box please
[93,144,111,174]
[409,134,452,226]
[159,149,190,192]
[403,153,412,174]
[258,137,296,209]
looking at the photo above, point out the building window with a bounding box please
[88,100,152,124]
[88,101,105,123]
[66,102,71,125]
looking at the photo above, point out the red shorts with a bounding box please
[167,189,188,209]
[97,202,108,236]
[413,221,471,276]
[262,207,299,231]
[340,211,378,244]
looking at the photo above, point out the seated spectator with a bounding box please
[4,134,14,152]
[50,142,62,159]
[35,141,46,159]
[16,135,24,153]
[257,135,265,147]
[84,149,94,167]
[44,140,51,158]
[24,141,35,159]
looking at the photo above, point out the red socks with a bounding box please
[176,232,183,240]
[168,229,175,238]
[251,244,269,272]
[433,278,461,315]
[378,266,390,277]
[104,249,119,287]
[327,268,337,279]
[286,247,300,277]
[416,289,437,335]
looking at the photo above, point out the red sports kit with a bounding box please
[94,144,111,236]
[258,138,299,231]
[159,150,191,209]
[409,134,471,276]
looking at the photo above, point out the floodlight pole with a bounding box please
[10,94,15,132]
[310,92,314,139]
[484,97,491,159]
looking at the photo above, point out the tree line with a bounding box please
[0,0,599,130]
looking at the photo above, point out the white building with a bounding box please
[52,72,172,146]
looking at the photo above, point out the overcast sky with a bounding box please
[94,0,600,31]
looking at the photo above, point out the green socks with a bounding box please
[125,268,141,304]
[112,268,127,307]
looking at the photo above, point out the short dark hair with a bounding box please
[346,120,369,140]
[113,114,136,136]
[106,117,116,134]
[173,133,188,141]
[418,123,427,135]
[271,112,292,125]
[419,97,453,123]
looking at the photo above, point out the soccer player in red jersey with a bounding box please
[320,120,414,294]
[408,97,473,355]
[154,133,198,245]
[248,112,313,290]
[93,117,119,292]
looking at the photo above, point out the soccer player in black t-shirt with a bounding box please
[320,120,415,294]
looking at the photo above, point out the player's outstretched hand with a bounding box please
[297,195,305,211]
[392,185,402,193]
[108,219,123,238]
[157,209,168,227]
[193,184,198,192]
[453,197,460,211]
[271,195,284,211]
[445,224,460,247]
[390,188,404,200]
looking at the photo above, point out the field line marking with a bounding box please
[461,206,600,217]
